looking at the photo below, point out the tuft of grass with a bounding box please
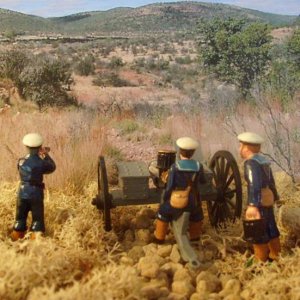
[116,119,139,135]
[103,144,123,161]
[158,133,173,146]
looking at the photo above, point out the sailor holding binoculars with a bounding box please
[11,133,56,241]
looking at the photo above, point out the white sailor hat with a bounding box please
[22,133,43,147]
[237,132,264,145]
[176,137,199,150]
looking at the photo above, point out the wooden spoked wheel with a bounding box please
[207,150,242,227]
[98,156,112,231]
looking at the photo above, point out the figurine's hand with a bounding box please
[245,206,261,220]
[39,147,50,158]
[39,147,50,155]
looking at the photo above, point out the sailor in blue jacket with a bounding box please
[11,133,56,241]
[154,137,206,243]
[238,132,280,261]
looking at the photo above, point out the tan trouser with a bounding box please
[189,221,203,240]
[268,237,281,260]
[154,220,168,241]
[253,237,281,262]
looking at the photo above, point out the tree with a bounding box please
[198,18,272,97]
[0,50,29,85]
[264,28,300,106]
[19,58,76,110]
[75,55,95,76]
[0,51,77,110]
[288,28,300,68]
[109,56,124,69]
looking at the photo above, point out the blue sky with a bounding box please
[0,0,298,17]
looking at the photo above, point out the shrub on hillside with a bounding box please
[0,50,77,110]
[175,55,192,64]
[18,58,76,110]
[75,55,95,76]
[198,18,272,97]
[93,71,132,87]
[116,119,139,135]
[0,50,29,85]
[109,56,124,69]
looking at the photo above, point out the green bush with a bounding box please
[104,145,123,160]
[75,55,95,76]
[109,56,124,69]
[93,71,132,87]
[175,55,192,64]
[117,119,139,135]
[198,18,272,97]
[18,58,77,110]
[0,50,77,110]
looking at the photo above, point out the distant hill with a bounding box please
[0,8,57,34]
[0,2,298,36]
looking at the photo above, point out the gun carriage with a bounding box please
[92,150,242,232]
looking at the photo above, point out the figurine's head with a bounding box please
[22,133,43,154]
[237,132,264,159]
[176,137,199,159]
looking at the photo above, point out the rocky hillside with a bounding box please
[0,2,298,35]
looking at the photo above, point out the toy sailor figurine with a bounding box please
[154,137,206,243]
[11,133,56,240]
[238,132,280,262]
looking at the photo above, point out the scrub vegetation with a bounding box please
[0,3,299,299]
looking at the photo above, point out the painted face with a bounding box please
[239,143,247,159]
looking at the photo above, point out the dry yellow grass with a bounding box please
[1,100,300,299]
[0,109,106,192]
[0,181,144,300]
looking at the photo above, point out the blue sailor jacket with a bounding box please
[244,154,279,207]
[18,153,56,199]
[163,159,206,204]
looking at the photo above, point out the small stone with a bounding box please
[190,293,208,300]
[170,245,181,263]
[173,268,192,283]
[157,244,173,257]
[138,257,161,278]
[208,264,219,275]
[120,214,131,229]
[196,280,208,294]
[160,287,170,297]
[240,288,251,300]
[119,256,134,266]
[219,279,241,297]
[220,275,234,289]
[124,229,135,242]
[207,293,221,300]
[140,284,161,299]
[167,292,188,300]
[127,245,144,263]
[150,272,170,288]
[172,280,195,298]
[161,262,183,277]
[196,271,221,293]
[204,250,214,261]
[139,207,156,219]
[143,243,158,256]
[130,217,137,230]
[135,214,152,229]
[135,229,151,243]
[140,262,160,279]
[223,295,242,300]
